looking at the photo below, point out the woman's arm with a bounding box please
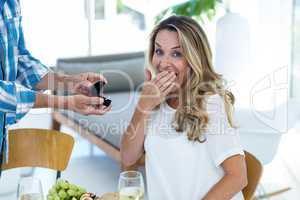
[202,155,248,200]
[121,70,177,167]
[120,102,151,167]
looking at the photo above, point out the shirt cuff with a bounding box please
[33,66,49,91]
[17,56,50,91]
[15,84,36,122]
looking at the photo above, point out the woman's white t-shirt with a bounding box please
[144,94,245,200]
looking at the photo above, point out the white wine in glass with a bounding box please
[118,171,145,200]
[17,177,44,200]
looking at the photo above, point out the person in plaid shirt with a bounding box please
[0,0,111,174]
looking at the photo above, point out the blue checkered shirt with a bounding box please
[0,0,49,159]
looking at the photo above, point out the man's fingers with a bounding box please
[86,105,112,115]
[97,105,112,114]
[80,81,94,89]
[74,81,93,94]
[88,96,104,105]
[88,73,108,84]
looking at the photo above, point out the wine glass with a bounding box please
[17,177,44,200]
[118,171,145,200]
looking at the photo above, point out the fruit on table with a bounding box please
[47,179,87,200]
[47,179,105,200]
[80,192,102,200]
[80,193,95,200]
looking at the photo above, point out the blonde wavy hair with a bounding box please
[148,16,235,142]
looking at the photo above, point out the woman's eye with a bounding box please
[155,49,163,55]
[173,51,182,57]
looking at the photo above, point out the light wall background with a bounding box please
[20,0,294,109]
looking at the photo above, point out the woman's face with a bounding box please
[152,29,190,94]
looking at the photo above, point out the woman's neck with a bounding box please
[166,97,179,109]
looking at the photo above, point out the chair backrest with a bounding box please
[1,129,74,171]
[242,151,263,200]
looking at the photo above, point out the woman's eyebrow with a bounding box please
[171,46,180,49]
[155,42,181,49]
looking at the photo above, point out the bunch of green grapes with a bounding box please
[47,179,86,200]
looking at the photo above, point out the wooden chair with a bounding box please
[243,151,263,200]
[0,128,74,179]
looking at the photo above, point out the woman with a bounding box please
[121,16,247,200]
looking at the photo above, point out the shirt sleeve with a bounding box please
[16,20,49,90]
[206,95,244,167]
[0,80,36,122]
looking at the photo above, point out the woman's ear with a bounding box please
[145,68,152,81]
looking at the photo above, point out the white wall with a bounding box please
[20,0,148,65]
[21,0,89,67]
[214,0,293,109]
[20,0,293,104]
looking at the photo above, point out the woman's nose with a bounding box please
[159,55,172,70]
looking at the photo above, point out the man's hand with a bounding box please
[67,95,111,115]
[34,93,111,116]
[35,72,107,93]
[72,72,108,96]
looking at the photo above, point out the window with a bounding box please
[21,0,89,66]
[95,0,105,20]
[20,0,148,66]
[88,0,147,55]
